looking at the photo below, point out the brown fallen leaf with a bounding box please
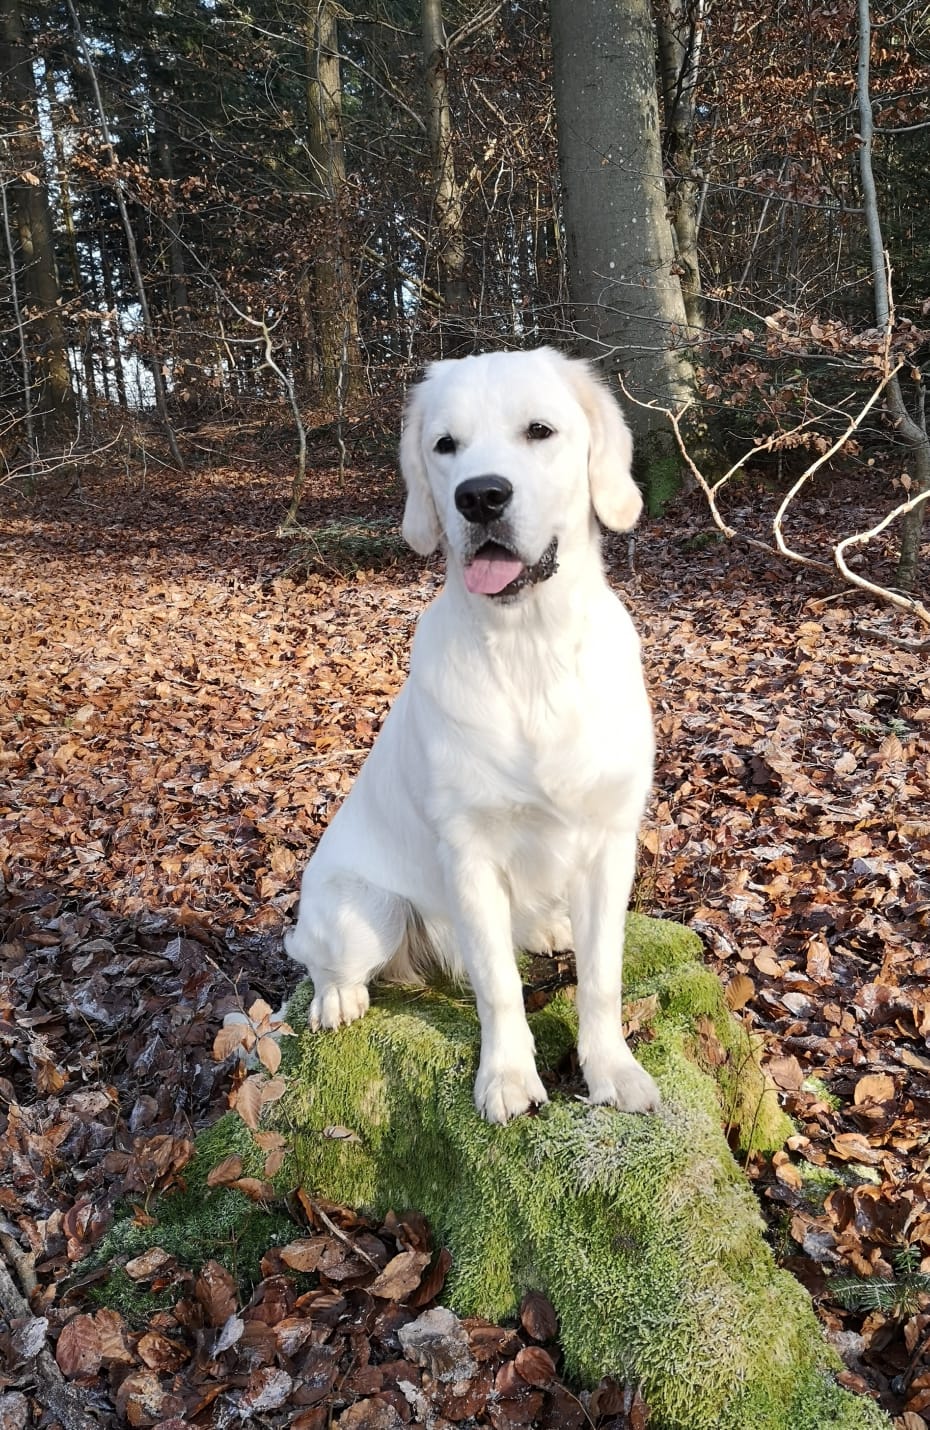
[136,1330,189,1372]
[765,1054,805,1091]
[256,1033,282,1074]
[336,1398,405,1429]
[853,1072,896,1105]
[831,1132,885,1165]
[55,1314,102,1378]
[194,1259,238,1326]
[519,1290,558,1343]
[230,1073,263,1128]
[206,1153,244,1187]
[232,1176,276,1202]
[90,1308,134,1366]
[124,1246,174,1281]
[725,973,755,1011]
[280,1236,331,1272]
[514,1344,556,1387]
[238,1366,293,1413]
[367,1249,431,1301]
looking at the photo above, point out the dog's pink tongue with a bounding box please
[464,551,524,595]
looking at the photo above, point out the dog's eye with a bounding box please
[434,435,457,455]
[526,422,554,441]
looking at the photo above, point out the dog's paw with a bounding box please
[308,983,370,1031]
[583,1055,661,1115]
[474,1064,549,1124]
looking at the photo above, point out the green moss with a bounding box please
[635,432,685,516]
[90,915,888,1429]
[266,914,887,1430]
[803,1075,842,1110]
[89,1117,295,1302]
[86,1267,178,1324]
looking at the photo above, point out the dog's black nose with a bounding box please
[454,475,514,525]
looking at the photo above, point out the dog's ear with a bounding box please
[399,376,442,555]
[564,357,642,532]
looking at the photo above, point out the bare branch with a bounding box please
[771,361,905,564]
[834,489,930,627]
[215,291,308,529]
[616,375,834,573]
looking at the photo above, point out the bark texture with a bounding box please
[549,0,695,475]
[306,1,364,409]
[421,0,470,352]
[0,0,76,433]
[656,0,704,329]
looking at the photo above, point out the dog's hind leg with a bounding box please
[285,871,407,1031]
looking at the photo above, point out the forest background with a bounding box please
[1,0,929,593]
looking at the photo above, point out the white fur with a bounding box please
[286,347,660,1123]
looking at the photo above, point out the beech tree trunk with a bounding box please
[66,0,183,467]
[306,1,364,410]
[0,0,76,435]
[421,0,470,353]
[856,0,928,590]
[549,0,696,496]
[656,0,704,329]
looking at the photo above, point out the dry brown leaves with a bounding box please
[1,459,929,1424]
[42,1205,635,1430]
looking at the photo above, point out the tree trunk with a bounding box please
[153,101,189,321]
[43,57,96,410]
[856,0,928,590]
[65,0,184,468]
[549,0,696,502]
[421,0,470,353]
[655,0,704,330]
[0,0,76,435]
[306,1,364,411]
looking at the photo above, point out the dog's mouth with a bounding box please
[463,538,559,599]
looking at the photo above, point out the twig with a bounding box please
[834,488,930,627]
[0,1240,93,1430]
[308,1199,381,1269]
[616,377,834,574]
[771,361,905,563]
[212,291,308,528]
[618,365,930,617]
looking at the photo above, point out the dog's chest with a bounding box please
[412,589,652,823]
[471,669,645,821]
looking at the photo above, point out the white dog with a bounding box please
[286,347,660,1124]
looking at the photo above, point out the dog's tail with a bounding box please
[380,907,465,986]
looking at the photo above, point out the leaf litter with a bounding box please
[0,459,928,1426]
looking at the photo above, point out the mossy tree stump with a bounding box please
[105,916,888,1430]
[269,915,888,1430]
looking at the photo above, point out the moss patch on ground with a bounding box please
[101,915,889,1429]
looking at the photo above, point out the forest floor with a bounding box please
[0,441,928,1429]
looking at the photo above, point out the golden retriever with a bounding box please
[286,347,660,1123]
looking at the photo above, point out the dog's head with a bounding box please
[399,347,641,600]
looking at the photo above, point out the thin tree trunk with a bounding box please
[153,100,189,321]
[856,0,928,589]
[43,57,96,408]
[656,0,704,330]
[0,171,35,466]
[65,0,184,468]
[0,0,76,434]
[95,189,127,408]
[421,0,470,352]
[306,0,364,411]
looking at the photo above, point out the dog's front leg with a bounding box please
[569,831,661,1114]
[440,844,548,1124]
